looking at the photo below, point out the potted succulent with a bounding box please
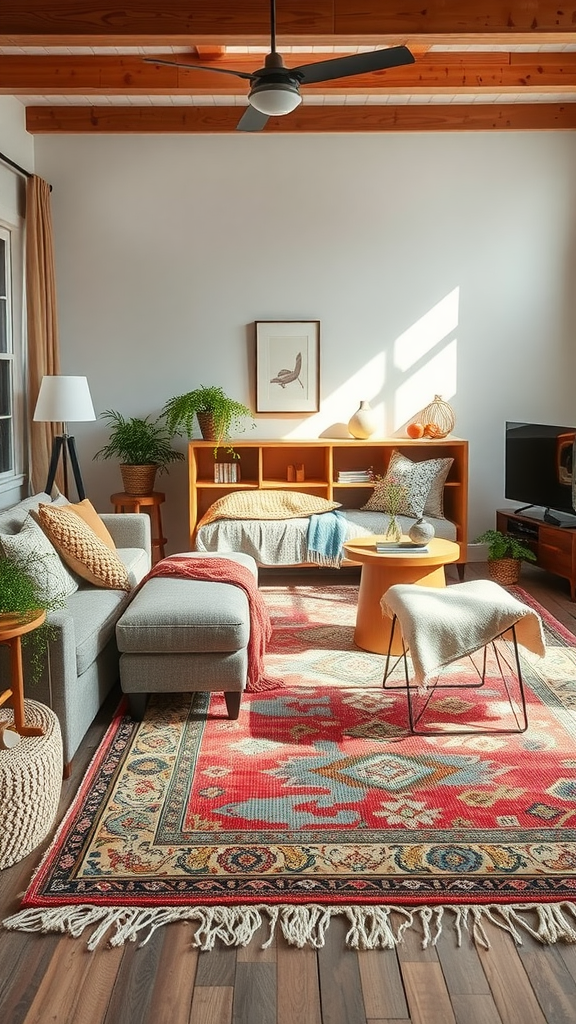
[474,528,537,585]
[162,386,255,455]
[93,410,184,495]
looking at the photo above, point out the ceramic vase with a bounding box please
[408,517,435,545]
[384,515,402,543]
[348,400,377,440]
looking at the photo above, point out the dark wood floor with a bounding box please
[1,560,576,1024]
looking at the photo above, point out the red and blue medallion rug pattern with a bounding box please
[5,585,576,950]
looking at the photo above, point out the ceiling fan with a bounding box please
[145,0,415,132]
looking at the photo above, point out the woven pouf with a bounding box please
[0,700,63,870]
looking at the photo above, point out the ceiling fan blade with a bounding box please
[143,57,253,81]
[236,106,270,132]
[292,45,414,86]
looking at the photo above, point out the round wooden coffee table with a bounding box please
[342,536,460,655]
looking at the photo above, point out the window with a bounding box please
[0,209,25,494]
[0,227,13,475]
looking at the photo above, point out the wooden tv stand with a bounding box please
[496,508,576,600]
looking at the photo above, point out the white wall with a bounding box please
[0,96,34,174]
[33,131,576,553]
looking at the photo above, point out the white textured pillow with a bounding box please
[361,451,453,519]
[0,515,78,604]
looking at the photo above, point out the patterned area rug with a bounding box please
[5,585,576,951]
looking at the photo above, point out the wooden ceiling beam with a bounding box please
[2,2,576,46]
[333,1,576,37]
[4,53,576,95]
[194,46,225,60]
[25,103,576,134]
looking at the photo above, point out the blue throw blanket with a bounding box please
[307,511,348,566]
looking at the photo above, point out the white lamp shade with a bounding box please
[33,375,96,423]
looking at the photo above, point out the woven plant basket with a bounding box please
[120,463,158,496]
[197,412,218,441]
[487,557,522,585]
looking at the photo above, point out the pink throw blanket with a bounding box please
[142,556,281,693]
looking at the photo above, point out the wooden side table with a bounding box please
[111,491,167,563]
[342,536,460,655]
[0,610,47,737]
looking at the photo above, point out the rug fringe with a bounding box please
[4,902,576,951]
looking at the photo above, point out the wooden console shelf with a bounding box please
[189,438,469,560]
[497,508,576,600]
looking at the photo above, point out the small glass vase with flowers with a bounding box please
[369,470,408,543]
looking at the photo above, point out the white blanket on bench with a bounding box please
[381,579,546,687]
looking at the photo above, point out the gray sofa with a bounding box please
[0,492,151,772]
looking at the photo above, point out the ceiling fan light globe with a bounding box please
[248,82,302,116]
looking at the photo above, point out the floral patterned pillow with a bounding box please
[0,515,78,604]
[361,450,453,519]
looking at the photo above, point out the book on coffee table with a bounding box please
[375,541,429,553]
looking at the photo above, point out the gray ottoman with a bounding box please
[115,552,257,720]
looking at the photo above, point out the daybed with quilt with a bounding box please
[194,450,461,568]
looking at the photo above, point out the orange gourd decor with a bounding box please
[420,395,455,439]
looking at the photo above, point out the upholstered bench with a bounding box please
[115,552,257,720]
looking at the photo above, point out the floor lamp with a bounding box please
[33,375,96,500]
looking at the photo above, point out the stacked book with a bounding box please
[337,469,373,483]
[214,462,241,483]
[376,541,429,553]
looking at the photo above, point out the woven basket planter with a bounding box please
[120,463,158,496]
[487,557,522,586]
[197,412,218,442]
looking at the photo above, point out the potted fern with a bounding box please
[474,528,537,585]
[162,386,255,455]
[93,410,184,495]
[0,555,60,685]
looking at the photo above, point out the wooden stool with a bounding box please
[0,611,47,737]
[111,491,167,563]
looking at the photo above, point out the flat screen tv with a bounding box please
[505,421,576,525]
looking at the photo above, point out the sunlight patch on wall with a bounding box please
[394,288,459,372]
[395,340,457,431]
[284,352,386,439]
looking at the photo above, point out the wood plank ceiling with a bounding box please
[1,2,576,134]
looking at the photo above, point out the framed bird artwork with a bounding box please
[255,320,320,413]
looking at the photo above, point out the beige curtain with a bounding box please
[26,175,61,494]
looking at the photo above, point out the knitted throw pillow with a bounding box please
[58,498,116,550]
[198,490,341,529]
[34,504,130,591]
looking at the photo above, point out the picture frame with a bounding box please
[255,320,320,413]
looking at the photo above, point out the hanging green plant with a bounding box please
[162,386,255,458]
